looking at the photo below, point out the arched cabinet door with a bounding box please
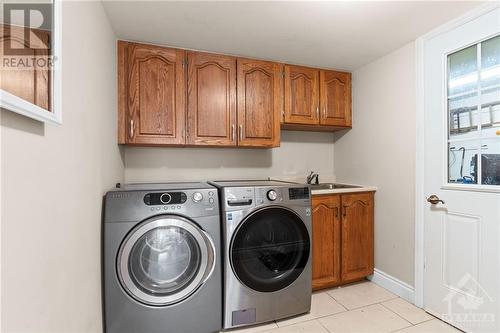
[237,58,282,148]
[284,65,320,125]
[311,195,341,290]
[119,41,186,145]
[340,192,374,282]
[187,52,236,146]
[319,70,352,127]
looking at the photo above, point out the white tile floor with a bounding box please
[224,281,461,333]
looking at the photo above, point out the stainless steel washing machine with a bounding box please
[103,182,221,333]
[209,180,312,329]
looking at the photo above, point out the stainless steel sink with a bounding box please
[309,183,361,190]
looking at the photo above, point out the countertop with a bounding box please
[310,184,377,195]
[269,176,377,195]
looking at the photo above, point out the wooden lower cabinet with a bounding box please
[312,192,374,291]
[312,195,341,289]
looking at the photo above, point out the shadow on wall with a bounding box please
[0,108,45,136]
[124,130,335,182]
[125,130,334,170]
[125,145,274,169]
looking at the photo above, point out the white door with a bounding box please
[423,6,500,333]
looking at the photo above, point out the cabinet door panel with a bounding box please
[312,195,341,290]
[320,70,352,127]
[341,193,374,282]
[187,52,236,146]
[237,58,281,147]
[127,43,185,145]
[284,65,319,125]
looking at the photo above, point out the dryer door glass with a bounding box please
[231,207,310,292]
[118,216,215,306]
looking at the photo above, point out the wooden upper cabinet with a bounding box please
[284,65,319,125]
[237,58,281,148]
[1,24,51,110]
[187,52,236,146]
[117,40,353,146]
[320,70,352,127]
[341,192,374,282]
[312,195,341,290]
[118,41,186,145]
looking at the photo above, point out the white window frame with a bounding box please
[442,33,500,192]
[0,0,62,124]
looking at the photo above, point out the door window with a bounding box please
[447,35,500,185]
[230,207,310,292]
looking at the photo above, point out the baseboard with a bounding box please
[368,268,415,304]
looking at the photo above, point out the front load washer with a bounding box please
[103,182,221,333]
[209,180,312,329]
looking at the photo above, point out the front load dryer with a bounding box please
[103,182,221,333]
[209,180,312,330]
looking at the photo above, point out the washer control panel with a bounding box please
[144,192,187,205]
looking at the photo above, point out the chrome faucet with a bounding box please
[306,171,319,185]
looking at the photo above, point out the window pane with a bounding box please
[480,35,500,137]
[480,139,500,185]
[448,140,480,184]
[448,45,479,138]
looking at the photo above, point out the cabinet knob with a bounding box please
[129,119,134,139]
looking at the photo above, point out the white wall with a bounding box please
[334,42,416,286]
[1,2,123,332]
[125,130,335,183]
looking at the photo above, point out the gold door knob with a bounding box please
[427,195,445,205]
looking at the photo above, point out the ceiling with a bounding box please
[102,1,483,71]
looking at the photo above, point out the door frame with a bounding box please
[414,2,500,308]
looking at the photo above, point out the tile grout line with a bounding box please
[323,291,350,312]
[379,301,415,329]
[316,317,335,333]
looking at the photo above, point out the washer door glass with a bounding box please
[231,207,310,292]
[118,216,215,306]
